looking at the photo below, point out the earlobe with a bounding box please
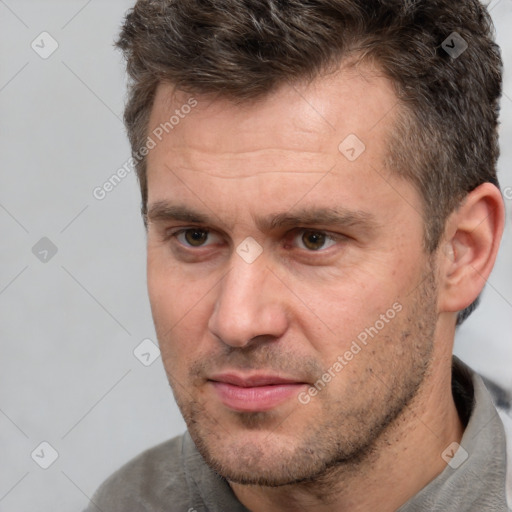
[438,183,505,315]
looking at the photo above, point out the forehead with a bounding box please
[143,64,427,251]
[147,63,399,175]
[143,63,420,233]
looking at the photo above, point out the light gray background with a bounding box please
[0,1,511,510]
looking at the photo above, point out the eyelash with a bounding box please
[165,227,342,253]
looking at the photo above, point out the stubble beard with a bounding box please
[166,267,438,488]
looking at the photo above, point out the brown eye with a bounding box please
[301,230,328,250]
[183,229,209,246]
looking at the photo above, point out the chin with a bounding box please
[187,414,373,487]
[197,444,329,487]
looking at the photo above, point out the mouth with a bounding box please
[208,373,308,412]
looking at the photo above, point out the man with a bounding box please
[86,0,511,510]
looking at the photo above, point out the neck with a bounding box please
[230,348,464,512]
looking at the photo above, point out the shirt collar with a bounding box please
[398,356,509,511]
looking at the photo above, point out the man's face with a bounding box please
[145,65,438,485]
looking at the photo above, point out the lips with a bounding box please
[208,373,306,412]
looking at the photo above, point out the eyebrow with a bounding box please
[147,202,211,225]
[146,201,378,233]
[261,208,378,232]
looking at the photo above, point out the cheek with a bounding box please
[284,262,416,364]
[147,256,178,325]
[286,266,399,327]
[147,257,215,364]
[148,277,208,334]
[147,245,197,318]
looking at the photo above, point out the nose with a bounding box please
[207,253,289,348]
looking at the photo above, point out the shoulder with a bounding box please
[84,434,190,512]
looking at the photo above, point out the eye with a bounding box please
[174,228,221,248]
[294,229,338,251]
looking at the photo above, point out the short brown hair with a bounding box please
[116,0,502,323]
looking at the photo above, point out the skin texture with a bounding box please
[144,64,504,511]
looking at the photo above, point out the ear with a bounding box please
[437,183,505,316]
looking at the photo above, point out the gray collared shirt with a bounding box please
[397,359,510,511]
[86,359,511,511]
